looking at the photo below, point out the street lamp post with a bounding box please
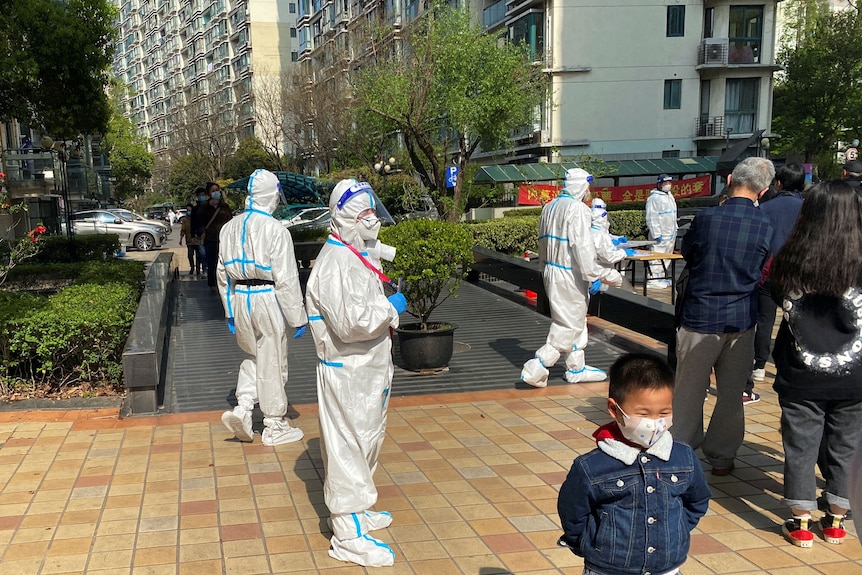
[374,157,397,176]
[760,137,770,159]
[40,136,74,257]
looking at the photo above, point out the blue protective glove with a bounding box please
[588,280,602,295]
[624,248,637,257]
[293,325,307,339]
[388,292,408,314]
[612,236,628,246]
[227,318,235,334]
[655,236,664,243]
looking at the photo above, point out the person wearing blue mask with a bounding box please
[305,178,403,567]
[200,182,233,292]
[217,169,308,446]
[521,168,616,387]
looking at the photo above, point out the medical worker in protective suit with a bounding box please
[521,168,618,387]
[645,174,678,288]
[217,169,308,447]
[306,178,406,568]
[589,197,633,289]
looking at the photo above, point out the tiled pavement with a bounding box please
[1,375,861,574]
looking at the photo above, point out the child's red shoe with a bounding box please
[782,516,815,548]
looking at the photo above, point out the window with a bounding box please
[662,150,680,158]
[667,6,685,37]
[703,7,714,38]
[664,79,682,109]
[291,51,298,62]
[289,2,296,13]
[509,12,545,61]
[728,6,762,63]
[290,27,297,38]
[725,78,758,134]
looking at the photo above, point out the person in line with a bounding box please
[305,179,406,567]
[178,202,204,276]
[743,163,805,405]
[200,182,233,292]
[841,159,862,197]
[217,169,308,446]
[589,197,632,291]
[645,174,678,289]
[558,353,710,575]
[190,188,210,275]
[521,168,617,387]
[769,180,862,547]
[672,157,774,476]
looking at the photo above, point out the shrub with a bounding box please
[465,217,538,255]
[5,260,146,292]
[32,235,121,263]
[503,207,542,218]
[608,210,648,240]
[4,283,139,389]
[288,226,329,243]
[379,219,474,330]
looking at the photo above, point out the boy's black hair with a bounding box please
[608,353,674,405]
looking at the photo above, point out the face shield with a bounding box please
[333,181,395,226]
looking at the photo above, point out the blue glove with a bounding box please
[655,236,664,243]
[293,325,307,339]
[388,292,408,314]
[589,280,602,295]
[227,318,235,334]
[624,248,637,257]
[612,236,628,246]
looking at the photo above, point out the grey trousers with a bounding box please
[672,326,755,468]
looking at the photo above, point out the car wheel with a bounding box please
[134,233,155,251]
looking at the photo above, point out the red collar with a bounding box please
[593,422,644,450]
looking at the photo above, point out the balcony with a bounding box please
[693,116,727,139]
[697,39,728,67]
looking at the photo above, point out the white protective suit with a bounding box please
[217,169,308,446]
[645,176,678,281]
[520,169,616,387]
[306,179,401,568]
[590,198,625,286]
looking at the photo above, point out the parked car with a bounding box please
[282,207,330,228]
[272,203,326,222]
[71,210,167,251]
[109,208,172,235]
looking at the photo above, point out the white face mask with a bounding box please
[357,214,381,242]
[661,184,672,193]
[616,405,672,449]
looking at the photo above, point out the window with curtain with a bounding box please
[664,79,682,109]
[725,78,758,133]
[667,6,685,37]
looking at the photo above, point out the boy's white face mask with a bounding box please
[616,406,672,448]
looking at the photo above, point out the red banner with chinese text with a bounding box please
[517,175,712,205]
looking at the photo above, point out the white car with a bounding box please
[281,207,330,228]
[109,208,172,235]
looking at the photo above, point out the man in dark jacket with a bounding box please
[842,159,862,196]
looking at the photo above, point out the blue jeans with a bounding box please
[780,398,862,511]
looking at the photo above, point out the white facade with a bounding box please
[111,0,300,158]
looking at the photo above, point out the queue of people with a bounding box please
[201,162,862,571]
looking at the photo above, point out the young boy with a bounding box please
[558,353,710,575]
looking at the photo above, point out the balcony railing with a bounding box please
[693,116,726,138]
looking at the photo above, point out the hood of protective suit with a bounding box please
[591,198,609,232]
[244,169,280,214]
[562,168,593,202]
[329,178,376,248]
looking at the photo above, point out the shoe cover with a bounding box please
[221,407,253,442]
[565,365,608,383]
[261,425,303,446]
[329,534,395,567]
[365,510,392,531]
[521,345,561,387]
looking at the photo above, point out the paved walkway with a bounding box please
[0,242,852,573]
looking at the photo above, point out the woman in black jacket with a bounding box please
[770,180,862,548]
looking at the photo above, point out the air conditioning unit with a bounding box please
[705,44,722,63]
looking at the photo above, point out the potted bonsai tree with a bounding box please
[379,219,474,371]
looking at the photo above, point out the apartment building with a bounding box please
[298,0,780,168]
[111,0,300,159]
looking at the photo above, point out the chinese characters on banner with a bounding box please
[517,175,712,205]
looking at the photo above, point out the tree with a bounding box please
[354,4,546,220]
[166,99,237,182]
[167,155,210,200]
[101,87,153,202]
[773,4,862,162]
[224,137,277,181]
[0,0,117,137]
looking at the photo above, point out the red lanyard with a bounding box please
[330,234,396,289]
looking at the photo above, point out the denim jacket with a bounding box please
[558,428,710,575]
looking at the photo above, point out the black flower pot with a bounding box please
[395,322,457,371]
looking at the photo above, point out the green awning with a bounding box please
[474,157,719,184]
[226,171,323,204]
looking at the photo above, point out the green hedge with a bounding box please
[30,235,122,263]
[503,196,716,217]
[6,260,146,291]
[3,283,139,389]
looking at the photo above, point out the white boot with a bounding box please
[221,406,253,442]
[565,365,608,383]
[262,420,303,446]
[521,345,561,388]
[364,510,393,531]
[329,534,395,567]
